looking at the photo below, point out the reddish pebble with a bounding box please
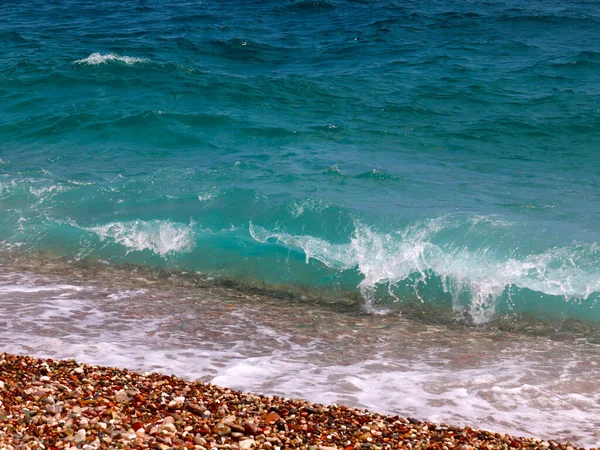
[265,412,281,425]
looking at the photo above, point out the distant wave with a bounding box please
[75,53,149,65]
[279,0,336,12]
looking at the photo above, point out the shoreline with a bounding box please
[0,353,593,450]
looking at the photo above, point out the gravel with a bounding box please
[0,353,592,450]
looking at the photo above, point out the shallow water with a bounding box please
[1,258,598,447]
[2,0,600,324]
[2,0,600,446]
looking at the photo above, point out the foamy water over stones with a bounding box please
[2,0,600,327]
[2,0,600,446]
[0,261,598,447]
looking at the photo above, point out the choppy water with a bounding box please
[1,0,600,446]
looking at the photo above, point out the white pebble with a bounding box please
[74,429,86,444]
[239,439,255,449]
[114,390,128,403]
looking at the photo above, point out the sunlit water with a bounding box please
[2,0,600,446]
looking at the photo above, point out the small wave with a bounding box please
[75,53,149,65]
[355,169,398,181]
[282,0,336,12]
[323,165,344,177]
[86,220,195,257]
[29,184,69,199]
[198,188,220,202]
[289,198,331,218]
[322,166,399,181]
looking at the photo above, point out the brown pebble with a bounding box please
[264,412,281,425]
[214,422,232,436]
[244,420,260,436]
[0,353,593,450]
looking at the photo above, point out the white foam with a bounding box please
[0,241,24,251]
[250,216,600,323]
[106,289,148,301]
[198,188,220,202]
[1,268,598,447]
[0,284,82,294]
[289,198,330,218]
[29,184,69,199]
[86,220,195,257]
[75,52,149,65]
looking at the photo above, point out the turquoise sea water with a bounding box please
[2,0,600,326]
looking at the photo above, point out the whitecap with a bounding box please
[198,188,220,202]
[29,184,69,198]
[75,52,149,65]
[86,220,195,257]
[249,216,600,323]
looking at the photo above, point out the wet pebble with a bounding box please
[0,353,592,450]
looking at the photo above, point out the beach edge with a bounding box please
[0,353,593,450]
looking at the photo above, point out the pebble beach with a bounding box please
[0,353,593,450]
[2,1,600,449]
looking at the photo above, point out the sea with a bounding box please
[1,0,599,447]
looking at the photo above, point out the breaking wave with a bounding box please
[250,217,600,324]
[86,220,195,257]
[75,53,149,65]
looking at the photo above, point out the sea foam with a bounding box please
[250,216,600,323]
[75,52,149,65]
[86,220,195,257]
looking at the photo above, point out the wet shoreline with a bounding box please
[0,353,595,450]
[1,256,599,447]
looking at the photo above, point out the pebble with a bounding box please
[214,423,232,436]
[0,353,593,450]
[73,429,86,444]
[46,404,62,415]
[239,439,256,449]
[163,416,175,425]
[114,390,128,403]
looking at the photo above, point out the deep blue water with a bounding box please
[2,0,600,325]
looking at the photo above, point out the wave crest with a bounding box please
[87,220,195,257]
[250,217,600,324]
[75,53,149,65]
